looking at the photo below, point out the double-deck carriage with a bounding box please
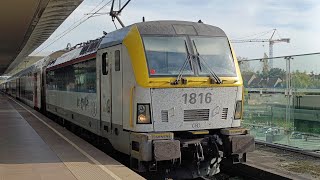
[4,58,45,109]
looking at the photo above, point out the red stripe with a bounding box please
[46,53,96,71]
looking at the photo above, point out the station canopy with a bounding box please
[0,0,83,75]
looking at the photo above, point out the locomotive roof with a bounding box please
[135,20,226,36]
[99,20,227,49]
[48,21,227,70]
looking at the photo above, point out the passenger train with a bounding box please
[1,21,254,179]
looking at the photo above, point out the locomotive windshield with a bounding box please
[143,36,193,76]
[191,37,236,77]
[143,36,237,77]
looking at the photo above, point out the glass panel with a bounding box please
[46,59,96,93]
[289,54,320,151]
[240,57,288,144]
[191,37,236,77]
[74,59,96,93]
[115,50,120,71]
[19,73,34,101]
[240,53,320,151]
[102,53,108,75]
[143,36,192,76]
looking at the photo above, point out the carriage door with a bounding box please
[100,50,112,137]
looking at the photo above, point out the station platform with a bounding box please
[0,93,144,180]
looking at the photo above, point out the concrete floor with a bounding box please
[0,94,144,180]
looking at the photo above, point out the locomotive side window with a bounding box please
[102,52,108,75]
[115,50,120,71]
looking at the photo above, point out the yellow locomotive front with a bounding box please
[120,21,254,178]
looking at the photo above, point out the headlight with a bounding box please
[234,100,242,120]
[137,103,151,124]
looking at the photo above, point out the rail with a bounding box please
[220,163,292,180]
[255,140,320,158]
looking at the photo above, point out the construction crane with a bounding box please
[230,29,290,68]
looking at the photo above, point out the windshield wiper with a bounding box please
[192,40,222,84]
[171,40,192,85]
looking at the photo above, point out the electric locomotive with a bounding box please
[3,21,255,179]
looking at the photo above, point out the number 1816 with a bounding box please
[182,93,212,104]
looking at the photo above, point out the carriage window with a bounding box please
[102,53,108,75]
[74,59,96,93]
[115,50,120,71]
[46,59,96,93]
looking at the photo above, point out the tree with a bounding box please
[291,70,312,89]
[311,79,320,89]
[269,68,286,79]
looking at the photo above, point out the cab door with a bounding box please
[98,45,123,139]
[110,46,123,132]
[99,49,112,137]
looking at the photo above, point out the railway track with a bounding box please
[255,140,320,158]
[219,163,291,180]
[199,138,320,180]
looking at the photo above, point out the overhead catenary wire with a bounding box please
[50,0,108,41]
[33,0,113,56]
[83,0,131,29]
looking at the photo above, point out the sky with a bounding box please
[31,0,320,72]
